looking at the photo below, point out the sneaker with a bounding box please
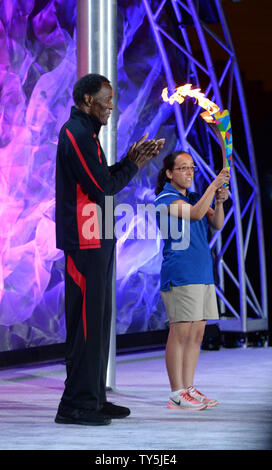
[187,386,219,408]
[168,390,207,410]
[100,401,130,419]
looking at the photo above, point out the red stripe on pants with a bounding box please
[66,255,87,342]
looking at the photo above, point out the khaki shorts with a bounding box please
[161,284,219,323]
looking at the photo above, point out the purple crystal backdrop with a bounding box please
[0,0,184,352]
[0,0,76,350]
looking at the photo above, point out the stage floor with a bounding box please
[0,347,271,451]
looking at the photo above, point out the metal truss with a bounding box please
[142,0,268,335]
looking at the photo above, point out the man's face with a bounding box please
[88,83,114,125]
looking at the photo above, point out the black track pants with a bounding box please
[60,244,115,410]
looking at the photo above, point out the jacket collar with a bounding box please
[70,106,102,135]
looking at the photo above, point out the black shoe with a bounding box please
[100,401,130,419]
[55,404,111,426]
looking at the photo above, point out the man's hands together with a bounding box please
[126,133,165,168]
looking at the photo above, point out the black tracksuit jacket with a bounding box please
[55,106,138,250]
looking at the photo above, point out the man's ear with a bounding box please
[84,93,93,107]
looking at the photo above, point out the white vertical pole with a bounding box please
[77,0,117,389]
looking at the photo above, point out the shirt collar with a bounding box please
[163,182,190,199]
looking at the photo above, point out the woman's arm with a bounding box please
[168,168,230,221]
[206,186,229,230]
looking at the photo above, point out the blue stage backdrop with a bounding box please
[0,0,209,351]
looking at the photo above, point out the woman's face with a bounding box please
[166,153,195,194]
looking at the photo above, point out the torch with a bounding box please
[161,84,232,173]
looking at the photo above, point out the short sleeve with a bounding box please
[154,192,181,208]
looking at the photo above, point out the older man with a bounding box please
[55,73,164,425]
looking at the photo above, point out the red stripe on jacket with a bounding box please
[93,133,102,163]
[76,184,101,249]
[66,128,104,192]
[67,255,87,342]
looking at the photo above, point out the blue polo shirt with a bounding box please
[154,182,214,291]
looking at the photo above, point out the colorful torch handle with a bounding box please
[201,109,232,171]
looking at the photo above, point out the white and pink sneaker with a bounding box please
[168,390,207,411]
[187,386,219,408]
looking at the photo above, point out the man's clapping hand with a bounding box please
[126,133,165,168]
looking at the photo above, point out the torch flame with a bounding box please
[162,83,232,171]
[162,84,220,116]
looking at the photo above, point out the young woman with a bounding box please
[154,151,230,410]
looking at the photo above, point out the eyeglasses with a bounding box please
[173,165,198,173]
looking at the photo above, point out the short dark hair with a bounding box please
[72,73,110,105]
